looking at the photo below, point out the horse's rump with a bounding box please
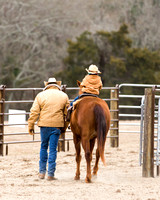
[70,81,111,182]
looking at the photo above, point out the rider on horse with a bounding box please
[69,66,110,182]
[68,64,103,113]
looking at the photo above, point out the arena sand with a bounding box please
[0,121,160,200]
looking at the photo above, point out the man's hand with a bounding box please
[60,127,65,134]
[29,128,34,135]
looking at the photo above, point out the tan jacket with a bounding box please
[28,85,70,130]
[81,74,103,95]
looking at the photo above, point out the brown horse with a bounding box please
[70,81,111,183]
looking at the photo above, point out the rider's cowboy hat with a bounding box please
[44,77,61,87]
[86,64,101,74]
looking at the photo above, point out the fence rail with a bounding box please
[2,83,160,156]
[0,85,119,156]
[118,83,160,135]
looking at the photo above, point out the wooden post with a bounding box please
[110,87,119,147]
[58,84,67,152]
[0,85,6,156]
[142,88,154,177]
[61,85,66,93]
[67,141,69,151]
[58,142,60,152]
[32,89,36,142]
[59,132,65,151]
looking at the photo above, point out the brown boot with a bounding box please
[47,176,58,181]
[38,173,45,179]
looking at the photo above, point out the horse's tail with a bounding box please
[94,104,107,165]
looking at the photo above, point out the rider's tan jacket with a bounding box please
[81,74,102,95]
[28,85,70,130]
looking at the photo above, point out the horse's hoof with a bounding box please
[92,171,97,176]
[92,174,97,181]
[85,177,91,183]
[92,173,97,177]
[74,176,80,180]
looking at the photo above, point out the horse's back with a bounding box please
[78,96,109,110]
[70,97,110,135]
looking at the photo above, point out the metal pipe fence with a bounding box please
[0,85,119,156]
[2,83,160,156]
[119,83,160,134]
[139,86,160,177]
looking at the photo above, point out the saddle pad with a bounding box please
[79,93,98,98]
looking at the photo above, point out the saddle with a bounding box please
[66,93,98,122]
[79,93,98,98]
[74,93,98,109]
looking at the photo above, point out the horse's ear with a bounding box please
[77,80,81,87]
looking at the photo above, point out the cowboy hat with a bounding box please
[44,77,61,87]
[85,64,101,74]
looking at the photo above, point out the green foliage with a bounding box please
[95,24,133,85]
[64,31,99,66]
[56,31,99,86]
[126,48,160,84]
[98,24,132,55]
[110,56,126,76]
[56,23,160,89]
[55,65,85,87]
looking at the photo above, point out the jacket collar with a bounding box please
[43,84,61,91]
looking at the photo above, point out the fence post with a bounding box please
[0,85,6,156]
[142,87,155,177]
[58,84,67,152]
[59,133,65,151]
[110,86,119,147]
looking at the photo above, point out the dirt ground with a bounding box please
[0,121,160,200]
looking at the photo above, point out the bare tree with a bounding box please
[0,0,160,89]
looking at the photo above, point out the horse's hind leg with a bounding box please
[90,138,99,176]
[93,148,100,175]
[82,139,92,183]
[73,135,81,180]
[90,137,96,172]
[90,137,96,156]
[84,138,96,182]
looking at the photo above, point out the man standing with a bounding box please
[28,78,69,180]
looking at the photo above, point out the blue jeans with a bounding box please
[70,95,80,106]
[39,127,61,177]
